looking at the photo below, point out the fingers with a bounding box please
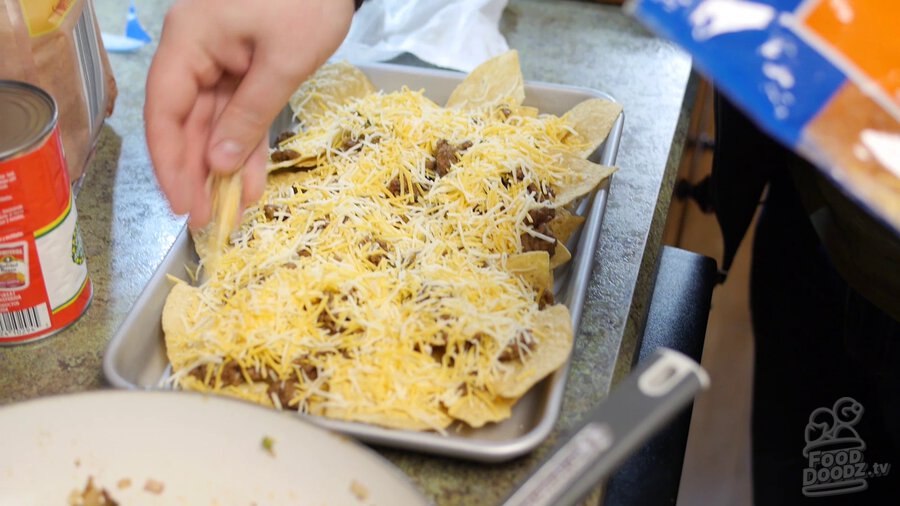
[206,52,320,175]
[147,0,356,226]
[241,138,268,212]
[203,0,355,176]
[144,64,193,214]
[182,89,217,228]
[186,187,212,231]
[144,17,221,215]
[186,76,239,229]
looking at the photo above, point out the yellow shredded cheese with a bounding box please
[166,87,590,430]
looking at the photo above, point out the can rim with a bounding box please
[0,80,59,162]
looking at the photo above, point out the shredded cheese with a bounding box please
[166,87,590,429]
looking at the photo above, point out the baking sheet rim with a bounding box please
[103,61,624,462]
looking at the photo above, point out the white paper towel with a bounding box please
[332,0,510,72]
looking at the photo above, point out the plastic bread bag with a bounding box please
[627,0,900,235]
[0,0,117,183]
[332,0,510,72]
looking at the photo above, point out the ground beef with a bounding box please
[527,183,555,203]
[499,331,532,362]
[246,366,268,382]
[432,139,473,177]
[538,288,554,309]
[263,204,289,221]
[270,149,301,163]
[188,364,209,383]
[293,358,318,381]
[317,310,339,335]
[340,134,360,152]
[267,380,299,408]
[528,206,556,227]
[219,360,244,386]
[402,250,419,268]
[521,222,557,256]
[189,361,248,387]
[273,131,294,146]
[498,344,520,362]
[431,344,447,362]
[388,176,402,196]
[360,237,390,266]
[500,167,525,187]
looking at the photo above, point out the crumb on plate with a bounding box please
[68,476,118,506]
[144,479,164,495]
[350,480,369,501]
[261,435,276,456]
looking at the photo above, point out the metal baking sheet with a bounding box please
[103,62,623,462]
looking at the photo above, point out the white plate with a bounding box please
[0,390,427,505]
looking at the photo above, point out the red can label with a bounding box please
[0,125,91,344]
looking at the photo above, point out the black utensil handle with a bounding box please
[502,348,709,506]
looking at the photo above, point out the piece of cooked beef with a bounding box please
[528,206,556,227]
[263,204,289,221]
[432,139,473,176]
[499,330,532,363]
[520,223,557,256]
[273,131,294,146]
[267,379,299,408]
[388,176,402,196]
[271,149,301,163]
[538,288,554,309]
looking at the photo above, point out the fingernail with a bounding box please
[211,139,243,171]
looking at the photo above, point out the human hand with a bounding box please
[145,0,354,228]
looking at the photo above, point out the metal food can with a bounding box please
[0,81,92,345]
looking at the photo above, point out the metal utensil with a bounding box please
[502,348,709,506]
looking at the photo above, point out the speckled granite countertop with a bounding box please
[0,0,692,504]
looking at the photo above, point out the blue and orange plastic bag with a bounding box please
[629,0,900,233]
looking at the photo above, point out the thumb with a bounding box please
[206,58,314,174]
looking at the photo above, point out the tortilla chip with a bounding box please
[494,304,573,398]
[266,157,320,172]
[550,244,572,269]
[548,209,585,245]
[517,106,540,118]
[447,392,515,428]
[267,166,319,188]
[507,251,552,292]
[266,126,341,172]
[162,283,203,368]
[162,282,199,336]
[207,171,243,268]
[554,155,617,206]
[445,50,526,111]
[178,376,275,407]
[562,98,623,159]
[289,61,376,126]
[326,406,453,432]
[189,226,210,263]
